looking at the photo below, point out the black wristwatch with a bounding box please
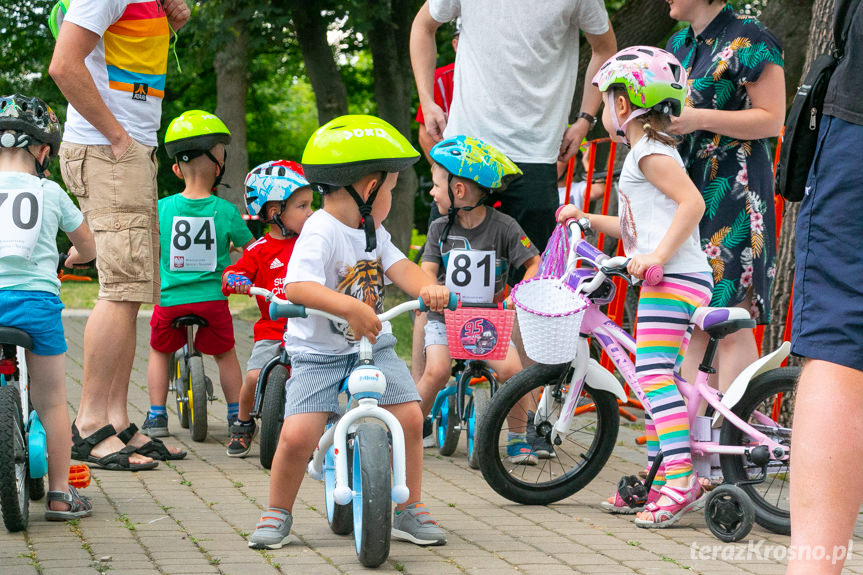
[576,111,598,129]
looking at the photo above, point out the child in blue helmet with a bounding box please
[221,160,313,457]
[417,136,543,464]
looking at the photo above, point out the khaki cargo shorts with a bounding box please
[59,140,160,304]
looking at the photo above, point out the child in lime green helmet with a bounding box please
[141,110,255,458]
[248,115,451,551]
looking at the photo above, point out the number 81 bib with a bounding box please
[170,216,217,272]
[444,249,495,304]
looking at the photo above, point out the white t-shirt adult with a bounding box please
[62,0,170,147]
[429,0,609,164]
[617,136,711,275]
[283,210,407,356]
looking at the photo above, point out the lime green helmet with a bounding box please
[164,110,231,162]
[302,115,419,252]
[49,0,71,40]
[301,114,419,190]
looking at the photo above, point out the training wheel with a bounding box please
[704,484,754,542]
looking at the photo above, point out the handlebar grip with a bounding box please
[643,265,664,286]
[269,301,308,320]
[574,239,607,263]
[418,292,459,313]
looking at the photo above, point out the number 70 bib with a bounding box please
[445,249,495,304]
[170,216,217,272]
[0,187,43,260]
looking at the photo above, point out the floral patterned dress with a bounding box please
[667,5,783,323]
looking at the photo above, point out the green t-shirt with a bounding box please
[158,193,254,307]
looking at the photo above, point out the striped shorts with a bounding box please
[284,333,420,417]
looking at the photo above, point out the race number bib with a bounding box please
[445,249,495,304]
[169,216,217,272]
[0,187,43,260]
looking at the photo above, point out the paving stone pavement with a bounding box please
[2,313,861,575]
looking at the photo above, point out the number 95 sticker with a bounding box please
[170,216,217,271]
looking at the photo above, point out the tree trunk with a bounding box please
[291,1,349,124]
[763,0,835,355]
[214,16,249,210]
[365,0,419,254]
[570,0,677,124]
[759,0,815,108]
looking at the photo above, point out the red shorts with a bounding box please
[149,300,235,356]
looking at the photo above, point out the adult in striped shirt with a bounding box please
[49,0,190,470]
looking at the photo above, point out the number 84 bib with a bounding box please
[444,249,495,304]
[170,216,217,272]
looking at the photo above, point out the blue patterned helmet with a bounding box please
[244,160,310,217]
[430,136,522,192]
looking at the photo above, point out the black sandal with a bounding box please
[45,486,93,521]
[117,424,187,461]
[71,422,159,471]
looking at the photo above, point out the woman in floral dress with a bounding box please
[666,0,785,392]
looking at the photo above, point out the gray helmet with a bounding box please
[0,94,62,156]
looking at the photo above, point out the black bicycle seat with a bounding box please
[170,315,209,329]
[0,327,34,350]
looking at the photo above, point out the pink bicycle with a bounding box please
[476,218,796,542]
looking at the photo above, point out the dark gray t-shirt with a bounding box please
[423,208,538,321]
[825,0,863,125]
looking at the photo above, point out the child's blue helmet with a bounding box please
[244,160,310,236]
[430,136,522,192]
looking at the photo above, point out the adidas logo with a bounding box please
[270,258,284,270]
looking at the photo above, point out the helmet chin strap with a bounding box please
[177,149,227,191]
[441,174,487,244]
[346,180,382,252]
[269,200,293,237]
[607,91,650,147]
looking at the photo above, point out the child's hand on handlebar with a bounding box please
[64,247,92,268]
[627,253,664,280]
[556,204,585,224]
[419,285,450,312]
[225,273,252,295]
[345,300,383,343]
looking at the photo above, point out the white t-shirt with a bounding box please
[617,137,711,275]
[558,182,587,207]
[283,210,407,356]
[63,0,170,146]
[429,0,609,164]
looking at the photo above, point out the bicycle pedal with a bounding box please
[617,475,648,508]
[68,464,91,489]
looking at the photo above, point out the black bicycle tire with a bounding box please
[259,365,288,469]
[475,362,619,505]
[325,441,354,535]
[468,387,491,469]
[188,356,208,442]
[719,366,798,535]
[352,423,392,568]
[0,386,29,531]
[437,391,460,456]
[174,352,190,429]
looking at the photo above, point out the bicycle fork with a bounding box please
[536,338,591,446]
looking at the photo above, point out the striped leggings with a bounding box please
[635,272,713,485]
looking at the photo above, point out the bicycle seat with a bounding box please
[691,307,756,339]
[171,315,209,329]
[0,327,34,350]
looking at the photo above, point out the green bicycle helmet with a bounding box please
[49,0,71,40]
[164,110,231,188]
[301,115,420,251]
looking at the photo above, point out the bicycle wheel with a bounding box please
[173,351,190,429]
[0,385,29,531]
[467,386,491,469]
[324,441,353,535]
[188,356,208,442]
[27,404,45,501]
[476,363,619,505]
[259,365,288,469]
[352,423,391,568]
[436,385,460,456]
[720,366,798,535]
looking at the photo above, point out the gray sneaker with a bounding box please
[391,502,447,546]
[141,413,169,438]
[248,508,292,549]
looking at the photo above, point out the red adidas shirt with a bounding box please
[222,233,297,342]
[416,63,455,124]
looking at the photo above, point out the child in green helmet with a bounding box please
[248,115,450,551]
[141,111,254,458]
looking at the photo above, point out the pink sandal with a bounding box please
[601,487,660,515]
[633,477,703,528]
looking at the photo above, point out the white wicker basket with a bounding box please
[511,277,590,364]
